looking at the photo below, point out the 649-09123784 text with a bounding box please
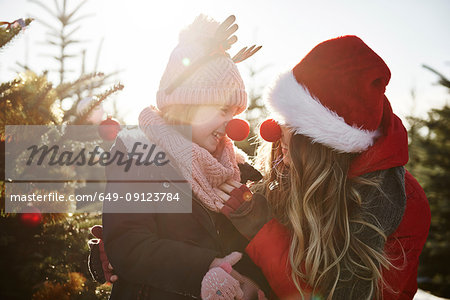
[8,192,181,202]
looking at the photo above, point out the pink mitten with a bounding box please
[201,263,244,300]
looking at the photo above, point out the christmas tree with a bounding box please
[0,17,121,299]
[407,66,450,298]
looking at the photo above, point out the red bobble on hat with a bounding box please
[259,119,281,142]
[226,118,250,141]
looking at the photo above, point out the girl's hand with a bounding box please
[214,180,253,217]
[201,264,244,300]
[209,252,267,300]
[217,179,242,195]
[209,251,243,269]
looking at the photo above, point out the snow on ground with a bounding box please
[414,289,449,300]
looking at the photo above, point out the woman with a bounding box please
[236,35,431,299]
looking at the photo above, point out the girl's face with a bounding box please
[191,105,238,153]
[280,125,292,166]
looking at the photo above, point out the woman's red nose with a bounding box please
[259,119,282,142]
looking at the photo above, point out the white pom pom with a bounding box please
[178,14,220,44]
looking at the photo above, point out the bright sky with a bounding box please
[1,0,449,125]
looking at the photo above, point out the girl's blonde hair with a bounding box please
[160,104,233,125]
[255,133,393,299]
[160,105,200,125]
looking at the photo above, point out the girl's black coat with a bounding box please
[102,135,269,300]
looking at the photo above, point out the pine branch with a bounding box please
[95,83,124,105]
[93,37,104,72]
[72,83,124,124]
[55,72,104,99]
[37,103,58,124]
[31,16,57,31]
[0,18,33,48]
[51,53,77,61]
[28,0,56,17]
[62,39,84,47]
[0,79,20,97]
[81,69,123,95]
[423,64,450,90]
[53,0,61,15]
[44,39,58,46]
[30,0,93,83]
[30,82,53,109]
[64,25,81,39]
[66,0,89,23]
[45,29,62,39]
[68,13,95,25]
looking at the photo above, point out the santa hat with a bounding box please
[265,35,391,153]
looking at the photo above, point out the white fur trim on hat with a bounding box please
[265,70,380,153]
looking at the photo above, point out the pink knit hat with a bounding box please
[156,15,248,115]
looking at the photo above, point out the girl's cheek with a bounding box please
[216,113,230,127]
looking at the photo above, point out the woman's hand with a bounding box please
[229,269,267,300]
[214,180,253,217]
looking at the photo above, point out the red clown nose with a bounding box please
[225,119,250,141]
[259,119,282,142]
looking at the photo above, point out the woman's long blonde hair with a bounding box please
[255,133,393,299]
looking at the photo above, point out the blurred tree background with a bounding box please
[234,64,270,157]
[0,0,123,298]
[407,65,450,298]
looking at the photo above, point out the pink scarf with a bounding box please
[139,106,241,212]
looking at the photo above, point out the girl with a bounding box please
[99,15,269,300]
[225,35,430,299]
